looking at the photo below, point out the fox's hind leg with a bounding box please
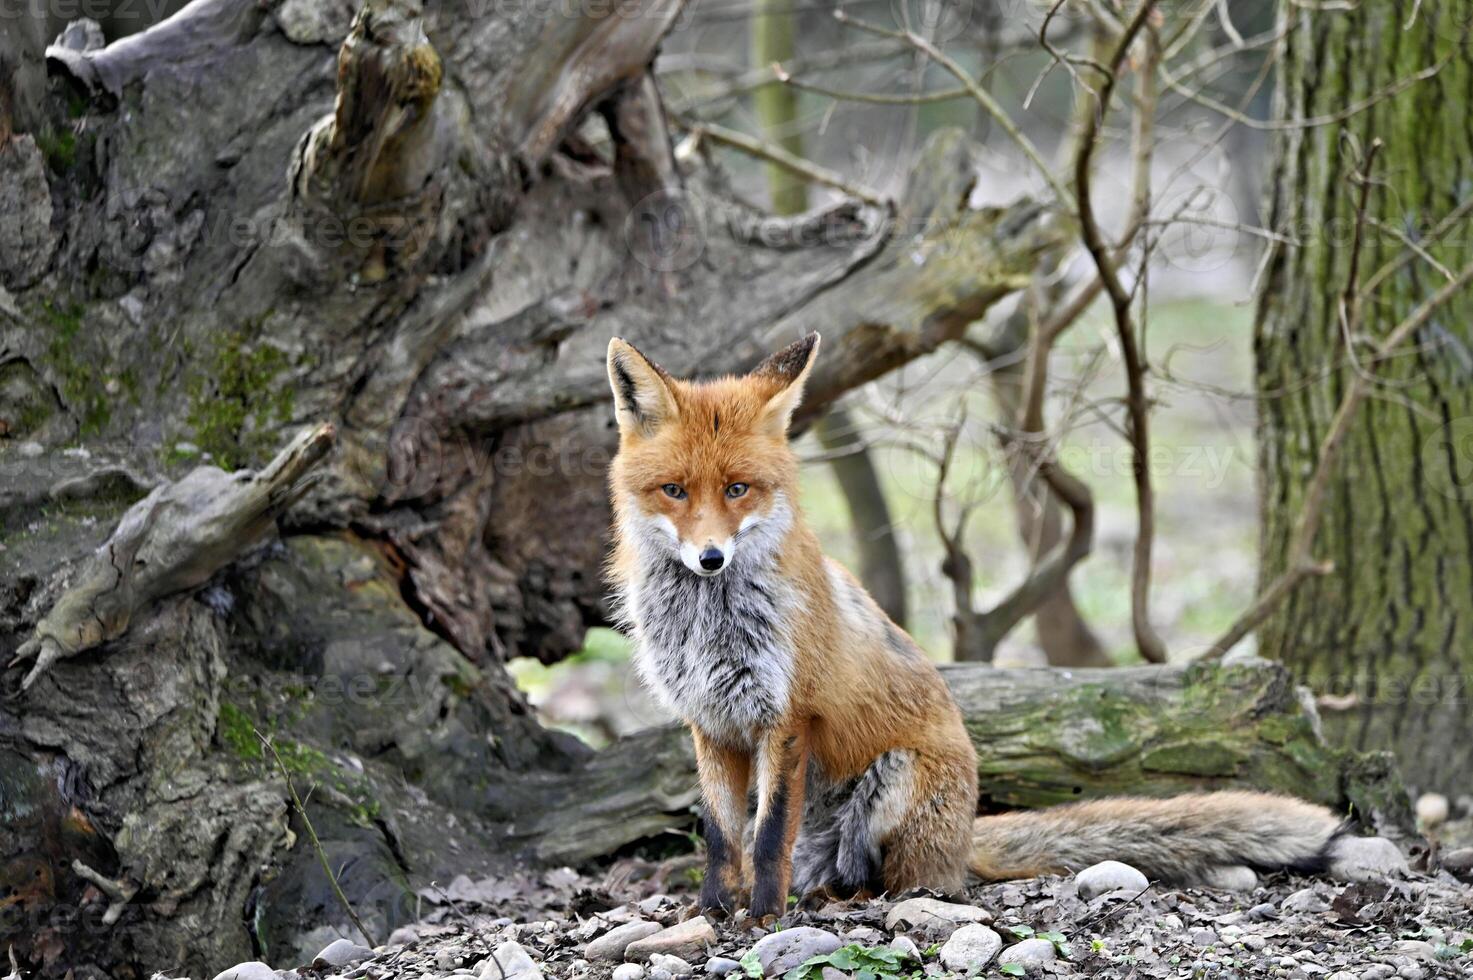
[878,746,975,895]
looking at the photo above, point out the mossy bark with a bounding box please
[1256,0,1473,792]
[528,658,1411,868]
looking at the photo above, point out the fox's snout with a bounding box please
[680,537,733,577]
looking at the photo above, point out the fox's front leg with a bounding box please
[749,722,810,922]
[693,729,751,916]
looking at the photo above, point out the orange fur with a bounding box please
[605,334,1344,919]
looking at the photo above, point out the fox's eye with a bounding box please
[725,483,749,499]
[661,484,687,500]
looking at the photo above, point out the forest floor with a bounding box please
[232,856,1473,980]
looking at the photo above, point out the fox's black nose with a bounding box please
[699,547,725,571]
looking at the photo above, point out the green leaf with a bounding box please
[999,964,1026,976]
[740,949,765,979]
[1006,925,1035,938]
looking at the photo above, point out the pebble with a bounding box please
[1282,888,1330,913]
[481,941,542,980]
[884,897,992,932]
[996,938,1056,971]
[751,927,843,976]
[211,964,276,980]
[1243,935,1268,951]
[649,969,674,980]
[1075,861,1149,901]
[1327,837,1409,881]
[314,940,375,968]
[1326,973,1356,980]
[587,921,662,961]
[1415,793,1449,828]
[1443,847,1473,879]
[705,958,741,976]
[649,954,694,977]
[939,924,1003,974]
[1248,902,1280,922]
[1397,967,1424,980]
[613,966,645,980]
[844,926,883,944]
[637,895,672,915]
[1190,927,1218,947]
[889,936,920,961]
[1201,865,1259,892]
[1390,941,1438,963]
[625,918,718,963]
[1359,966,1396,980]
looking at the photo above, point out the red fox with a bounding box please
[605,333,1344,920]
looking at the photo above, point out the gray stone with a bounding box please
[1360,966,1396,980]
[625,918,718,963]
[1390,941,1438,963]
[1247,902,1279,922]
[1443,847,1473,879]
[315,940,376,968]
[612,965,645,980]
[649,954,694,977]
[1242,935,1268,952]
[1190,928,1218,947]
[997,938,1057,971]
[588,921,662,962]
[1075,861,1149,901]
[705,958,741,976]
[889,936,921,961]
[212,964,276,980]
[844,926,883,945]
[1282,888,1330,913]
[649,970,674,980]
[752,927,843,976]
[1327,972,1357,980]
[1201,865,1259,892]
[939,925,1003,974]
[884,897,992,932]
[480,941,542,980]
[1328,837,1409,881]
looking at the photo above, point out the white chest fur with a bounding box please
[622,517,797,745]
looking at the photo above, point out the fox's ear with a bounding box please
[608,338,679,436]
[751,333,821,434]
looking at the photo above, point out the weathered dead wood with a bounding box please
[520,658,1413,867]
[8,423,334,689]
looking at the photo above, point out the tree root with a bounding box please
[7,423,335,691]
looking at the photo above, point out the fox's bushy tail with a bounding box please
[969,791,1345,885]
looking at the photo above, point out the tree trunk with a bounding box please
[0,0,1063,970]
[1256,0,1473,792]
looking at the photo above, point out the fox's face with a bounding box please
[606,334,819,577]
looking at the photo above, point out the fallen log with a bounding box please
[520,658,1413,867]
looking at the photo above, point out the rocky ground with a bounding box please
[196,841,1473,980]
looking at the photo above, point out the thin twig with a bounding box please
[1073,0,1167,664]
[677,117,888,206]
[833,10,1073,204]
[257,730,377,948]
